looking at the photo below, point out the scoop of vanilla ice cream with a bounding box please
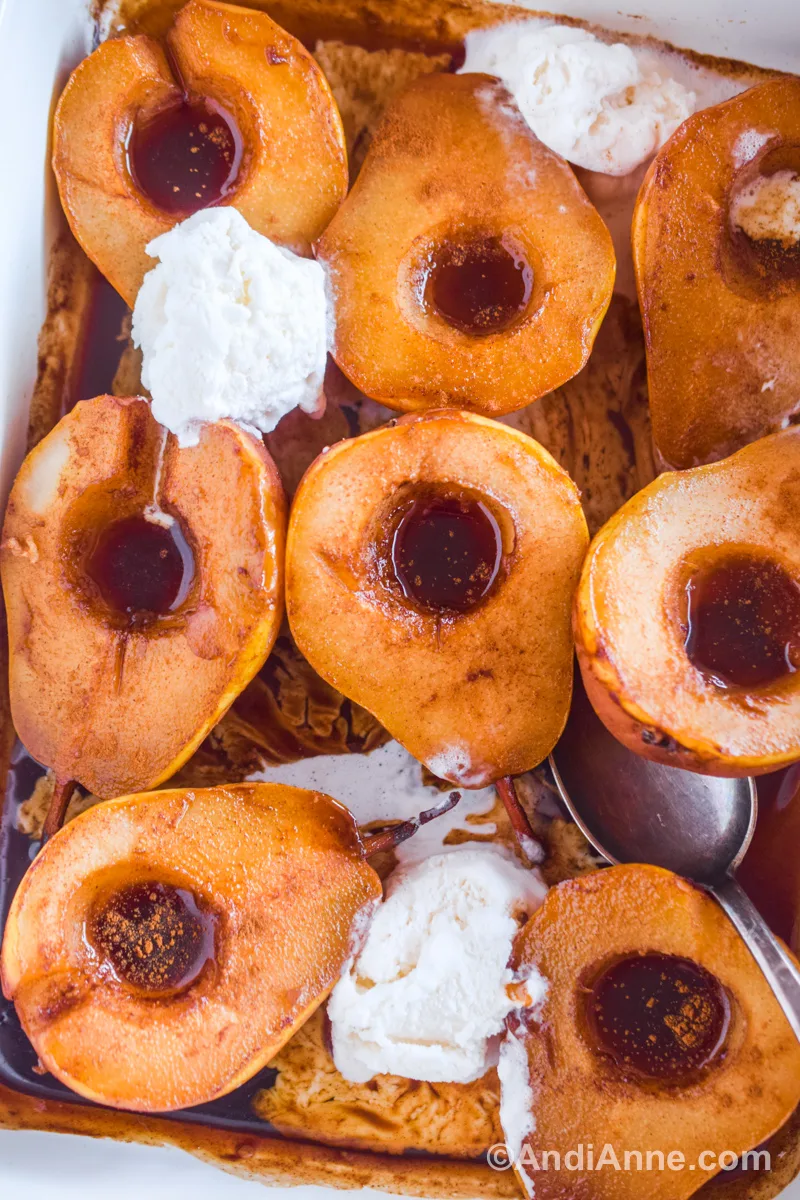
[732,170,800,247]
[132,207,329,447]
[327,849,548,1084]
[461,23,695,176]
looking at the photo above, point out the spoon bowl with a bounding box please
[549,676,757,882]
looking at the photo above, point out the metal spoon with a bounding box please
[549,674,800,1043]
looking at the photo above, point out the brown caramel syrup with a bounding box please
[683,553,800,688]
[127,96,242,215]
[88,881,216,995]
[389,490,503,613]
[741,764,800,954]
[86,514,194,622]
[423,235,533,335]
[71,270,130,410]
[725,151,800,301]
[586,953,730,1081]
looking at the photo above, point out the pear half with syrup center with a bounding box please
[505,864,800,1200]
[317,72,615,416]
[0,395,286,798]
[287,409,589,787]
[1,784,382,1112]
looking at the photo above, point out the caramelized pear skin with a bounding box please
[0,395,286,798]
[318,73,615,415]
[509,864,800,1200]
[286,410,589,787]
[574,429,800,776]
[0,784,381,1112]
[53,0,348,305]
[633,77,800,469]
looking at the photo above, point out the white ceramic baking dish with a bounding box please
[0,0,798,1195]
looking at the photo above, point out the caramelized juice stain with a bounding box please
[586,953,730,1082]
[389,488,503,614]
[71,270,130,411]
[683,553,800,689]
[422,235,533,335]
[88,880,217,995]
[85,514,195,624]
[740,765,800,953]
[127,96,242,215]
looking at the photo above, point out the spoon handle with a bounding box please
[712,874,800,1044]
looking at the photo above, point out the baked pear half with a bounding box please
[53,0,348,305]
[633,77,800,468]
[0,395,285,799]
[505,864,800,1200]
[286,410,589,787]
[317,73,615,416]
[1,784,382,1112]
[575,429,800,776]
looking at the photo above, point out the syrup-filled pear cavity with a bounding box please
[286,410,589,787]
[633,77,800,468]
[53,0,348,305]
[0,784,382,1112]
[0,395,286,798]
[317,73,615,416]
[506,864,800,1200]
[574,429,800,776]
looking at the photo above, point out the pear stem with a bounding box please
[42,776,76,843]
[361,790,461,858]
[496,775,540,866]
